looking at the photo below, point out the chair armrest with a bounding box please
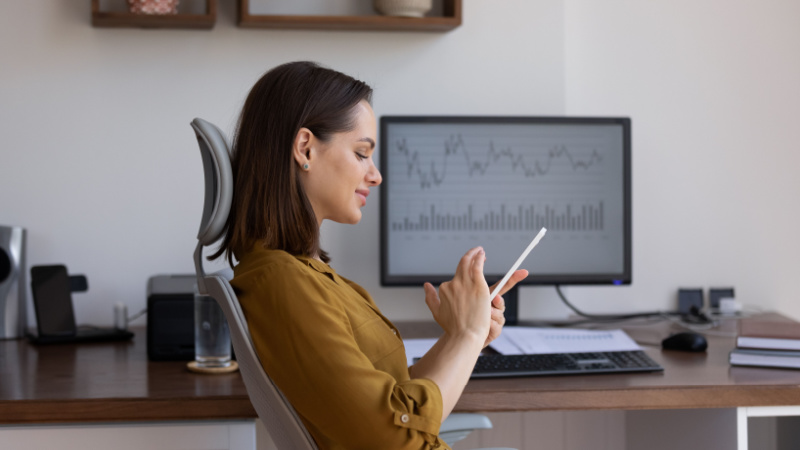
[441,413,493,433]
[440,413,493,446]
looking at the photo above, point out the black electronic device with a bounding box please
[31,265,76,337]
[147,274,196,361]
[380,116,632,324]
[678,288,704,314]
[661,331,708,352]
[28,264,133,344]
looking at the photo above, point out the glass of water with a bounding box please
[194,289,231,368]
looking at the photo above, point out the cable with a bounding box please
[554,285,682,322]
[127,308,147,323]
[531,315,667,328]
[546,286,743,341]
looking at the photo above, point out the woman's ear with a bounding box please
[292,127,314,169]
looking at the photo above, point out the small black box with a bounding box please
[147,274,196,361]
[678,288,704,314]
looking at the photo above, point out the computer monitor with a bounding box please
[379,116,632,324]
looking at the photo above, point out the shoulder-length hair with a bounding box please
[211,61,373,266]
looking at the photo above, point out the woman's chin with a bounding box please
[331,211,362,225]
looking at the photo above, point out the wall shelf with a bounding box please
[238,0,462,32]
[91,0,217,29]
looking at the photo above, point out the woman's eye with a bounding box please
[356,153,368,160]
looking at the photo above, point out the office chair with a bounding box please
[190,117,512,450]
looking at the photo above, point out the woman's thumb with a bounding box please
[423,282,440,313]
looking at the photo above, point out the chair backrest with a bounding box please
[190,118,318,450]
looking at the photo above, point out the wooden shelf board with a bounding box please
[91,12,215,29]
[237,0,462,32]
[238,14,460,32]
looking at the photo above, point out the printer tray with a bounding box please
[28,327,134,345]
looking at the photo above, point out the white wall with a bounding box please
[2,0,799,329]
[0,1,565,327]
[562,0,800,321]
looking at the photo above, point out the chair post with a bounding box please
[193,241,208,295]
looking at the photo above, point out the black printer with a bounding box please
[146,274,196,361]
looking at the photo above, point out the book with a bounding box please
[737,315,800,351]
[729,348,800,370]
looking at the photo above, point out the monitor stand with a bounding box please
[504,285,520,326]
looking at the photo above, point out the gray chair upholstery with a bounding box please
[191,118,319,449]
[190,117,504,449]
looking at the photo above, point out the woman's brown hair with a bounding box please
[211,61,373,266]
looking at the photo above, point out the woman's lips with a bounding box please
[356,190,369,206]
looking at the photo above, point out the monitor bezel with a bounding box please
[379,115,632,287]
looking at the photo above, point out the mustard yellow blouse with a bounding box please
[232,244,449,450]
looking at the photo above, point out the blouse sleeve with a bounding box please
[237,262,447,450]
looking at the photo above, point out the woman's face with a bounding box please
[299,100,382,226]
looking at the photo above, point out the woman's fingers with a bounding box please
[456,247,483,280]
[423,282,440,315]
[470,248,486,283]
[432,247,495,339]
[491,294,506,312]
[489,269,529,298]
[484,307,506,348]
[490,305,506,326]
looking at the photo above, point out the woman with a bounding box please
[213,61,527,449]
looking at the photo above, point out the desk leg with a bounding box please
[737,406,800,450]
[230,421,257,450]
[737,408,749,450]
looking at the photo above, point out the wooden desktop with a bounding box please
[402,318,800,413]
[2,317,800,449]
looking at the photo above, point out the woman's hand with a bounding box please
[484,269,529,348]
[423,247,491,342]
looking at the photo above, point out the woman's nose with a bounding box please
[367,163,382,186]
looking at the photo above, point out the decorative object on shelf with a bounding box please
[373,0,432,18]
[128,0,180,15]
[92,0,216,29]
[237,0,460,32]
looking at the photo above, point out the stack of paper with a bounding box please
[490,327,641,355]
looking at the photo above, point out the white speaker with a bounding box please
[0,225,26,339]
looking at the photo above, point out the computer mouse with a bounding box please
[661,332,708,352]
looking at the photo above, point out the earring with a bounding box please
[303,163,309,170]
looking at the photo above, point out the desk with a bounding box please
[0,327,257,450]
[2,320,800,450]
[398,317,800,450]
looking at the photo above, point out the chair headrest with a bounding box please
[191,118,233,247]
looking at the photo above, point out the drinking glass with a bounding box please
[193,289,231,368]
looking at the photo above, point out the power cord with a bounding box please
[553,285,720,328]
[128,308,147,323]
[113,303,147,330]
[554,285,683,322]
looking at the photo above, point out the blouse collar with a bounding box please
[294,254,336,276]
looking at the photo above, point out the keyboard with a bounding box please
[471,350,663,378]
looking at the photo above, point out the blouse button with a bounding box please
[400,414,410,423]
[392,329,397,335]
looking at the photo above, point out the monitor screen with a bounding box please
[380,116,631,287]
